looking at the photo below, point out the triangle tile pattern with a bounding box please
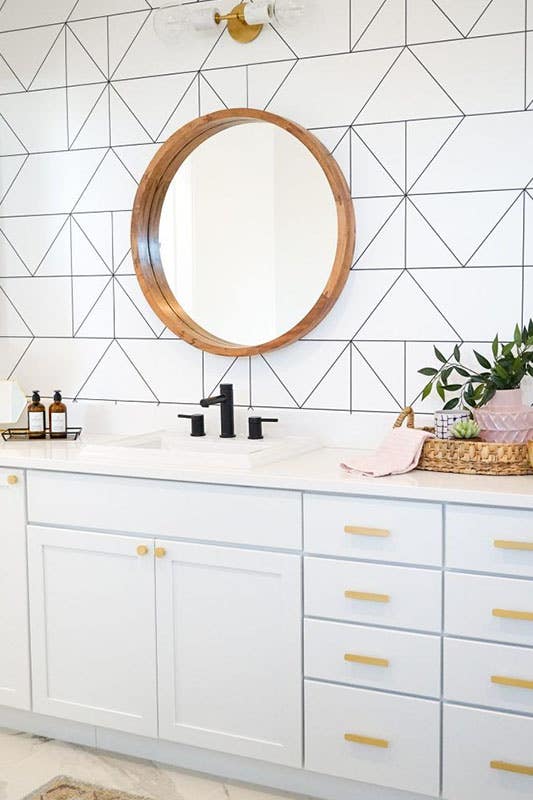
[0,3,529,420]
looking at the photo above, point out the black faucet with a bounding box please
[200,383,235,438]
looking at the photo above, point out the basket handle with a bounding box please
[394,407,415,429]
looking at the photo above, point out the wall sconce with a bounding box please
[154,0,305,45]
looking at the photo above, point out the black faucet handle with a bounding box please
[178,414,206,437]
[248,417,279,440]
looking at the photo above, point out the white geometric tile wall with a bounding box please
[0,0,532,419]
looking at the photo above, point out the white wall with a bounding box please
[0,0,531,446]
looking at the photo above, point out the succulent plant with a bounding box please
[451,419,481,440]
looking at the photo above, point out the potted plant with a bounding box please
[419,320,533,443]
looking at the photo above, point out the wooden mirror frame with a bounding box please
[131,108,355,357]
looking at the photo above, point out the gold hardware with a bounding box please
[491,675,533,690]
[493,608,533,621]
[344,733,389,749]
[215,3,264,44]
[7,474,18,485]
[490,760,533,776]
[136,545,149,557]
[344,653,389,668]
[494,539,533,552]
[344,525,390,538]
[345,590,390,603]
[155,547,167,559]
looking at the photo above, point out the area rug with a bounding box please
[23,776,153,800]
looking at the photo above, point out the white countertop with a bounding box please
[1,435,532,508]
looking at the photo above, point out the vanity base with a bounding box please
[0,706,430,800]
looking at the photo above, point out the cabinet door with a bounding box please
[157,541,302,766]
[28,526,157,736]
[0,469,30,710]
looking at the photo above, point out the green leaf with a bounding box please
[419,367,438,376]
[434,346,447,364]
[455,367,472,378]
[514,324,522,346]
[474,350,492,369]
[494,363,508,381]
[437,381,445,402]
[444,384,462,391]
[443,398,460,410]
[453,344,461,362]
[502,342,514,356]
[422,382,433,400]
[492,335,499,359]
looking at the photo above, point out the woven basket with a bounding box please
[394,408,533,476]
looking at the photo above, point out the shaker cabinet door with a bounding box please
[156,541,302,766]
[28,526,158,736]
[0,469,30,710]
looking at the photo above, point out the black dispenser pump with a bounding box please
[178,413,206,437]
[248,417,279,440]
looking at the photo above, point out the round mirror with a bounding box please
[132,109,355,356]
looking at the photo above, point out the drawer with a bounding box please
[444,638,533,714]
[305,618,440,697]
[27,470,301,550]
[305,680,440,797]
[305,556,442,632]
[446,572,533,646]
[443,704,533,800]
[304,493,442,566]
[447,505,533,578]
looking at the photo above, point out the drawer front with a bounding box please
[27,470,301,550]
[446,572,533,646]
[305,556,442,632]
[444,638,533,714]
[447,505,533,578]
[305,680,440,797]
[305,618,441,697]
[305,494,442,566]
[443,704,533,800]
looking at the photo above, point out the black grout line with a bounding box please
[0,4,531,414]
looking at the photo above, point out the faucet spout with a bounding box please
[199,384,235,438]
[200,395,225,408]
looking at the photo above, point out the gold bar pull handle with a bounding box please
[345,733,389,749]
[345,590,390,603]
[492,609,533,621]
[344,653,389,668]
[344,525,390,538]
[490,760,533,777]
[494,540,533,552]
[491,675,533,690]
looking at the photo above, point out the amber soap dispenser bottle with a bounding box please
[49,390,67,439]
[28,390,46,439]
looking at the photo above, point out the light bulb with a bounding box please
[154,2,219,43]
[272,0,305,26]
[243,0,274,25]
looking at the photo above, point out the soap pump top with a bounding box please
[53,389,62,402]
[32,390,41,403]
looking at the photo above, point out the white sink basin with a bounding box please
[82,430,319,469]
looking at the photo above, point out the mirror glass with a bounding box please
[158,122,339,346]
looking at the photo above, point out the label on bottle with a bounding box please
[29,411,45,433]
[51,412,67,434]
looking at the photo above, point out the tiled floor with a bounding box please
[0,729,306,800]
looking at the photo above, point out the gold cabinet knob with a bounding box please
[136,545,149,556]
[155,547,167,559]
[7,475,18,485]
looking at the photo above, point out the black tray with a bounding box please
[2,427,82,441]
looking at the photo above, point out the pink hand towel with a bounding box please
[341,427,435,477]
